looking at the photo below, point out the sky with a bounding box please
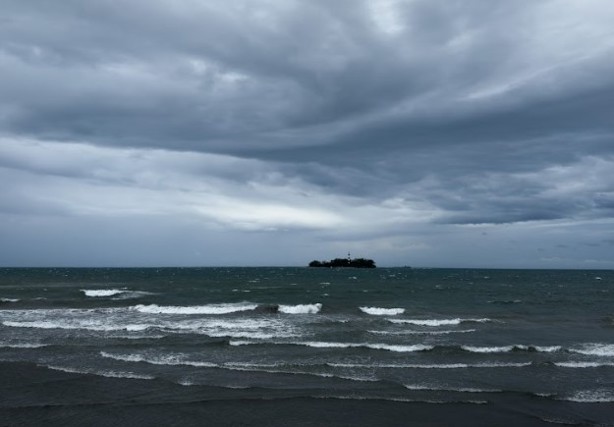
[1,0,614,268]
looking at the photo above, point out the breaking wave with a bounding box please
[277,303,322,314]
[387,318,494,326]
[359,307,405,316]
[3,320,152,332]
[562,389,614,403]
[134,303,258,315]
[569,343,614,357]
[555,361,614,368]
[328,362,532,369]
[82,289,126,297]
[0,342,48,348]
[461,345,561,354]
[368,329,476,336]
[229,340,434,353]
[404,384,502,393]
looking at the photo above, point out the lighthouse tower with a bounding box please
[347,251,352,263]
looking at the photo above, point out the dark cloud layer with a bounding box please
[1,0,614,267]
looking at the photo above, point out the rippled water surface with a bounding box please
[1,267,613,424]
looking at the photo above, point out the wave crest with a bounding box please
[461,345,561,354]
[278,303,322,314]
[229,340,433,353]
[388,318,493,326]
[134,303,258,315]
[570,343,614,357]
[563,389,614,403]
[360,307,405,316]
[82,289,126,297]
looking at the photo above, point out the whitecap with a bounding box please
[328,362,531,369]
[204,331,278,340]
[461,345,515,354]
[82,289,126,297]
[563,389,614,403]
[278,303,322,314]
[368,329,476,336]
[388,318,493,326]
[111,291,154,300]
[532,346,562,353]
[229,340,433,353]
[555,361,614,368]
[0,342,48,348]
[0,298,19,303]
[359,307,405,316]
[3,320,151,332]
[404,384,502,393]
[134,303,258,315]
[365,343,433,353]
[570,343,614,357]
[461,345,561,354]
[100,351,217,368]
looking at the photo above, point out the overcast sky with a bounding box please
[1,0,614,268]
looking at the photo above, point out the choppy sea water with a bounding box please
[1,267,613,425]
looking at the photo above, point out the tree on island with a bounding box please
[308,257,376,268]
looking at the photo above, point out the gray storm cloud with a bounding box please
[1,0,613,267]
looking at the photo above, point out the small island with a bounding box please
[308,253,376,268]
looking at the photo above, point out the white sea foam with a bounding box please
[563,389,614,403]
[461,345,515,353]
[224,362,285,369]
[204,331,278,340]
[461,345,561,354]
[46,365,155,380]
[368,329,476,335]
[388,318,493,326]
[278,303,322,314]
[570,343,614,357]
[531,346,562,353]
[100,351,217,368]
[327,362,532,369]
[229,340,433,353]
[82,289,126,297]
[112,291,154,300]
[0,298,19,303]
[555,361,614,368]
[359,307,405,316]
[0,342,48,348]
[111,334,166,340]
[222,362,377,382]
[134,303,258,315]
[404,384,502,393]
[3,320,151,332]
[365,343,433,353]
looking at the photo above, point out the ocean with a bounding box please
[1,267,613,426]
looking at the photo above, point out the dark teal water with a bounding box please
[1,267,613,425]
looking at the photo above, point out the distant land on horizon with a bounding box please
[308,256,376,268]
